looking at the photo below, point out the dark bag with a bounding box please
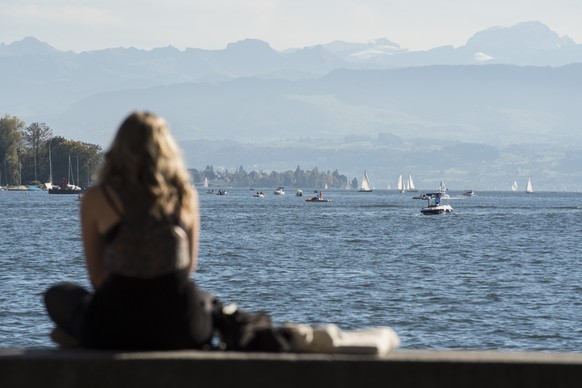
[212,300,291,352]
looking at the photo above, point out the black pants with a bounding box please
[44,273,214,350]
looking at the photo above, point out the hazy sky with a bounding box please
[1,0,581,52]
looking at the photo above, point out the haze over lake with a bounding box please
[2,21,582,190]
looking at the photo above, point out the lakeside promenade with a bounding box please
[2,348,582,387]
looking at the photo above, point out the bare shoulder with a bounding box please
[82,185,103,201]
[180,189,200,228]
[82,184,111,207]
[81,184,123,234]
[80,185,104,217]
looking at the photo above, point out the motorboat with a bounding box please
[463,190,476,197]
[253,191,266,198]
[274,186,285,195]
[216,189,227,195]
[296,189,303,197]
[420,193,453,215]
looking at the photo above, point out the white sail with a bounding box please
[439,180,447,192]
[526,177,533,193]
[511,181,518,192]
[203,177,209,188]
[396,174,404,192]
[359,171,372,192]
[44,145,54,189]
[407,174,418,192]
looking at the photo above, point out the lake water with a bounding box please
[1,188,582,351]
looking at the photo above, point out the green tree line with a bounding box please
[0,115,102,187]
[190,165,354,189]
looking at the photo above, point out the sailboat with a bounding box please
[203,177,209,188]
[48,154,83,194]
[437,180,450,198]
[439,180,447,192]
[396,174,404,193]
[511,181,518,192]
[407,174,419,192]
[358,171,373,192]
[526,177,534,194]
[44,145,54,190]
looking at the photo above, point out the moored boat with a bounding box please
[48,155,83,194]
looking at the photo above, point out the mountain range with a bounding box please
[1,21,582,191]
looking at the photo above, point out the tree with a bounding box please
[0,115,25,186]
[24,122,53,182]
[47,136,102,187]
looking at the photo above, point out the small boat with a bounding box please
[463,190,476,197]
[511,181,518,192]
[274,186,285,195]
[306,192,331,202]
[358,171,373,192]
[296,189,303,197]
[526,177,533,194]
[253,191,266,198]
[216,189,227,195]
[412,193,429,200]
[203,177,209,189]
[420,193,453,215]
[306,197,331,203]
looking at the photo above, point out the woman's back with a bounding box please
[102,183,190,279]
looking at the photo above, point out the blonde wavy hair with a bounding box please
[99,111,194,218]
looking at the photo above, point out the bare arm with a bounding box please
[186,189,200,275]
[80,186,111,289]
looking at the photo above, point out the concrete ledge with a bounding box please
[2,349,582,388]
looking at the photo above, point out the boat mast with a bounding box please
[68,155,73,186]
[48,145,53,184]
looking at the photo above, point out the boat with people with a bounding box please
[47,154,84,194]
[253,191,266,198]
[296,189,303,197]
[306,191,331,202]
[216,189,227,195]
[358,170,373,192]
[48,177,83,194]
[412,193,430,200]
[274,186,285,195]
[420,192,453,215]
